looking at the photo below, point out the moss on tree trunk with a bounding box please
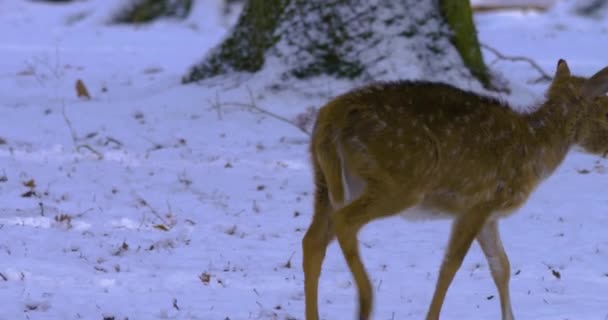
[440,0,490,87]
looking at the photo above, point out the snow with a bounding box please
[0,1,607,320]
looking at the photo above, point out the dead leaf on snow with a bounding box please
[75,79,91,100]
[154,224,169,231]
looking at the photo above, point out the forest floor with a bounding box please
[0,1,607,319]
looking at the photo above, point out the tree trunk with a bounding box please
[440,0,489,86]
[183,0,286,80]
[183,0,492,89]
[575,0,608,17]
[113,0,193,24]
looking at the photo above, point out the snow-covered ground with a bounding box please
[1,1,607,319]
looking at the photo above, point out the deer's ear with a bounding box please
[555,59,571,78]
[582,65,608,99]
[546,59,571,98]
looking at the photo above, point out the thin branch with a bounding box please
[473,4,549,13]
[207,91,224,120]
[61,103,79,145]
[61,101,104,159]
[38,202,45,216]
[104,137,123,147]
[76,145,104,160]
[222,100,312,137]
[481,43,552,83]
[215,87,312,137]
[135,195,170,226]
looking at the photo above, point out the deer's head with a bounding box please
[547,60,608,155]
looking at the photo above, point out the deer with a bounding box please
[302,59,608,320]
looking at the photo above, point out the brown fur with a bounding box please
[302,60,608,320]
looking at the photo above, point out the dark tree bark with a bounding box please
[184,0,287,79]
[183,0,492,89]
[113,0,193,24]
[575,0,608,17]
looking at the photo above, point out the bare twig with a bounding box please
[481,43,552,83]
[104,136,123,147]
[76,145,104,160]
[0,169,7,183]
[137,135,165,153]
[61,103,79,144]
[61,101,104,159]
[23,46,64,87]
[473,4,549,13]
[248,87,312,136]
[138,210,147,231]
[135,195,170,226]
[223,100,312,136]
[218,88,312,137]
[208,91,224,120]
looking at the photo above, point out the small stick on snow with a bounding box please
[76,145,103,160]
[38,202,44,216]
[208,91,224,120]
[223,99,312,136]
[481,43,552,83]
[104,137,123,147]
[61,101,104,159]
[218,86,312,137]
[135,194,170,226]
[248,86,312,136]
[473,4,549,12]
[61,103,79,144]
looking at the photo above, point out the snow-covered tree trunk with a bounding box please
[182,0,491,89]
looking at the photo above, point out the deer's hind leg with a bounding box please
[331,179,424,320]
[303,171,336,320]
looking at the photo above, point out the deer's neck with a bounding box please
[525,98,579,177]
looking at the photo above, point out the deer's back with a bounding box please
[314,81,546,216]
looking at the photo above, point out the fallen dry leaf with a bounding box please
[75,79,91,100]
[23,179,36,188]
[154,224,169,231]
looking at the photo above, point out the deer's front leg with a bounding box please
[426,212,488,320]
